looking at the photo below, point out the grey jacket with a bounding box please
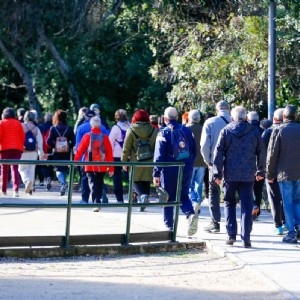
[200,111,231,164]
[266,121,300,181]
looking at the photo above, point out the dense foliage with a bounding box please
[0,0,298,123]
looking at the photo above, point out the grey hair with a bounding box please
[24,111,36,122]
[247,111,259,121]
[44,113,53,122]
[231,106,247,121]
[273,108,284,122]
[283,105,298,120]
[164,107,178,120]
[90,116,101,128]
[188,109,200,123]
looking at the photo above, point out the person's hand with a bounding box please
[123,166,128,172]
[108,171,114,177]
[256,175,264,181]
[215,178,222,185]
[267,178,274,183]
[153,177,160,187]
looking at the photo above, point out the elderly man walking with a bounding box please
[153,107,198,236]
[266,105,300,244]
[213,106,266,248]
[200,100,231,233]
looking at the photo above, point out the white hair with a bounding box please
[247,111,259,121]
[164,107,178,120]
[188,109,200,123]
[90,116,101,128]
[231,106,247,121]
[273,108,284,122]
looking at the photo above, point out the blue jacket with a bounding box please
[153,120,196,178]
[213,121,266,182]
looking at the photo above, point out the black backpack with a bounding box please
[130,128,155,161]
[24,125,37,151]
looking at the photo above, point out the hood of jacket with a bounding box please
[130,122,154,139]
[227,121,255,138]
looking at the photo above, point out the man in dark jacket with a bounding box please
[153,107,198,236]
[266,105,300,244]
[213,106,266,248]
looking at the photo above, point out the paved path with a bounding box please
[0,184,299,299]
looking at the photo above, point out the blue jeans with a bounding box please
[189,166,206,204]
[278,180,300,236]
[223,181,254,243]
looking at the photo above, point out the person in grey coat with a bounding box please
[200,100,231,233]
[213,106,266,248]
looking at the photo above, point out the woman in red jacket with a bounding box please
[0,107,25,197]
[74,116,114,211]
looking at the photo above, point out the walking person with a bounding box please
[19,111,45,195]
[153,107,198,235]
[109,109,131,203]
[213,106,266,248]
[186,109,206,215]
[46,110,75,196]
[121,109,158,211]
[74,116,114,212]
[0,107,25,197]
[200,100,231,233]
[266,105,300,243]
[262,108,286,235]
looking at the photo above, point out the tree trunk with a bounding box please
[0,38,42,115]
[37,25,81,111]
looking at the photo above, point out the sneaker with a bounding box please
[274,226,284,236]
[25,180,32,194]
[92,207,101,212]
[204,222,220,233]
[46,177,52,191]
[282,224,288,233]
[282,235,297,244]
[187,214,198,236]
[13,191,19,198]
[138,194,149,212]
[243,241,252,248]
[192,202,201,215]
[59,184,67,196]
[226,236,236,246]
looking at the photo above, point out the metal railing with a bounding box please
[0,159,185,248]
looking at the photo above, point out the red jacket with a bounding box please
[0,118,25,152]
[74,127,114,173]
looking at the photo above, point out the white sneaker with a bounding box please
[188,214,198,236]
[92,207,101,212]
[25,180,32,194]
[192,202,201,215]
[13,191,19,198]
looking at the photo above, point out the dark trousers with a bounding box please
[161,165,194,229]
[204,166,209,198]
[86,171,105,204]
[253,178,264,215]
[80,168,90,203]
[113,157,126,202]
[133,181,151,196]
[266,179,285,227]
[223,181,254,243]
[208,167,221,223]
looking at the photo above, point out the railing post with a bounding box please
[124,165,135,245]
[172,164,184,242]
[63,163,75,248]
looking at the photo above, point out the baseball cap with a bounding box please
[216,100,230,110]
[85,109,96,118]
[156,186,169,203]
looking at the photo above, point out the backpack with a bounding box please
[170,125,190,161]
[131,127,155,161]
[54,127,69,153]
[116,125,127,148]
[88,133,105,161]
[24,125,37,151]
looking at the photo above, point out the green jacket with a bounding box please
[121,122,158,181]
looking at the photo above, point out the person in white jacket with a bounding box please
[109,109,131,203]
[19,111,46,195]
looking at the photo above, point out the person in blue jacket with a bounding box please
[153,107,198,236]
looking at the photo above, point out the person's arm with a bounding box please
[103,135,114,174]
[36,128,45,158]
[266,128,281,182]
[212,128,226,183]
[153,130,168,185]
[200,122,211,165]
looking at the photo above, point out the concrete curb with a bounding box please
[0,241,206,258]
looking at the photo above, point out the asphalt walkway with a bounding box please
[0,183,299,299]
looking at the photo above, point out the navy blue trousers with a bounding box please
[223,181,254,243]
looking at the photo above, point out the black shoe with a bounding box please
[204,222,220,233]
[59,184,67,196]
[243,242,252,248]
[46,177,52,191]
[226,236,236,246]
